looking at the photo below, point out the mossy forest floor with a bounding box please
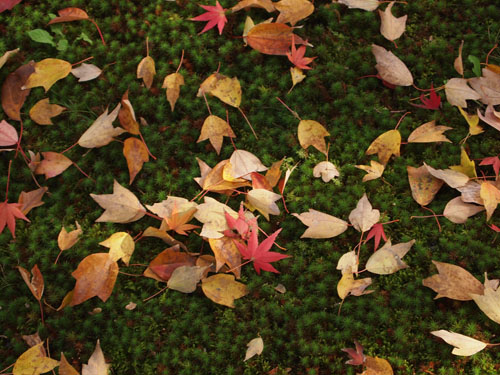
[2,0,500,374]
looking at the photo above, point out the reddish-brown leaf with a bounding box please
[247,23,309,56]
[143,245,196,282]
[123,137,149,184]
[18,186,48,215]
[35,151,73,179]
[1,61,35,121]
[48,7,89,24]
[17,264,44,300]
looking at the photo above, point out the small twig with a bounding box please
[71,56,94,67]
[0,363,14,374]
[143,211,164,221]
[276,97,301,120]
[39,299,45,325]
[238,107,257,139]
[5,160,12,200]
[394,111,411,130]
[202,92,212,115]
[119,271,143,277]
[72,161,94,181]
[143,286,168,302]
[61,141,79,154]
[146,36,149,57]
[54,250,63,265]
[486,44,498,65]
[89,19,106,45]
[225,259,253,274]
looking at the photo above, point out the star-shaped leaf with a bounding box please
[0,200,29,238]
[287,36,316,70]
[411,84,441,110]
[365,223,387,251]
[192,1,228,35]
[479,156,500,178]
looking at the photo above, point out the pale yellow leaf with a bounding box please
[22,58,72,92]
[356,160,385,182]
[313,161,339,182]
[292,209,348,238]
[289,66,306,92]
[444,78,481,108]
[201,273,248,308]
[431,330,487,356]
[371,44,413,86]
[275,0,314,26]
[162,72,184,111]
[336,250,358,274]
[167,265,207,293]
[457,107,483,135]
[82,340,110,375]
[244,337,264,361]
[246,188,281,220]
[229,149,267,180]
[379,2,407,41]
[449,147,477,178]
[137,56,156,89]
[99,232,135,266]
[365,129,401,165]
[197,115,236,155]
[407,120,452,143]
[71,63,102,82]
[78,104,126,148]
[58,221,82,251]
[338,0,379,11]
[349,193,380,232]
[480,181,500,221]
[13,342,59,375]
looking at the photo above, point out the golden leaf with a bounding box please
[407,165,443,206]
[99,232,135,266]
[407,120,452,143]
[137,55,156,89]
[201,273,248,308]
[197,115,236,155]
[22,58,72,92]
[297,119,330,156]
[162,72,184,111]
[29,98,66,125]
[365,129,401,165]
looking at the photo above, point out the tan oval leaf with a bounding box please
[292,209,348,238]
[443,197,484,224]
[371,44,413,86]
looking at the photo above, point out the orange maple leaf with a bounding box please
[287,35,316,70]
[0,200,29,238]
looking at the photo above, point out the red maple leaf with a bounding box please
[489,223,500,233]
[479,156,500,178]
[191,1,227,35]
[365,223,387,251]
[341,340,366,366]
[0,0,22,13]
[0,200,29,238]
[234,228,290,274]
[287,36,316,70]
[224,203,257,240]
[410,84,441,110]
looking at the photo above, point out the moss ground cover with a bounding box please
[1,0,500,373]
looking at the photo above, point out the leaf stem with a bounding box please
[5,160,12,200]
[143,286,168,302]
[176,50,184,74]
[202,92,212,115]
[139,131,157,160]
[89,18,106,45]
[394,111,411,130]
[54,250,63,265]
[238,107,257,139]
[71,56,94,67]
[275,97,301,120]
[38,298,45,325]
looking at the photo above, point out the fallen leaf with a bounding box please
[82,340,110,375]
[191,0,228,35]
[125,302,137,311]
[201,73,242,108]
[431,330,487,356]
[137,55,156,89]
[0,48,19,70]
[274,283,286,293]
[48,7,89,23]
[480,181,500,221]
[194,196,241,238]
[297,119,330,156]
[454,40,464,76]
[0,0,23,13]
[365,129,401,165]
[365,222,387,251]
[1,61,35,121]
[468,68,500,105]
[471,275,500,325]
[292,209,348,238]
[356,160,385,182]
[13,342,59,375]
[365,239,414,275]
[313,161,339,182]
[17,264,44,300]
[0,200,29,238]
[18,187,48,216]
[407,120,452,143]
[142,222,187,249]
[289,66,306,92]
[71,63,102,82]
[118,91,140,135]
[209,236,242,278]
[362,356,393,375]
[337,269,373,299]
[200,160,251,193]
[424,162,469,189]
[247,23,310,56]
[444,78,481,108]
[78,104,126,148]
[244,337,264,361]
[194,157,212,188]
[246,188,281,220]
[71,253,118,305]
[411,84,441,110]
[35,152,73,179]
[338,0,379,11]
[407,165,443,206]
[144,245,196,282]
[443,197,484,224]
[0,119,18,146]
[21,332,41,348]
[229,149,267,179]
[449,147,477,178]
[458,107,483,135]
[479,156,500,178]
[22,58,72,92]
[422,260,484,301]
[341,340,365,365]
[275,0,314,26]
[59,352,79,375]
[90,179,146,223]
[457,180,483,205]
[379,2,407,41]
[162,72,184,111]
[146,196,197,220]
[58,221,82,251]
[197,115,236,154]
[99,232,135,266]
[371,44,413,86]
[29,98,66,125]
[123,137,149,184]
[287,36,316,70]
[167,265,207,293]
[477,104,500,132]
[337,250,358,274]
[349,193,380,233]
[201,273,248,307]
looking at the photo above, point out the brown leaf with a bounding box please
[247,23,310,56]
[58,221,83,251]
[275,0,314,26]
[90,179,146,223]
[197,115,236,155]
[422,260,484,301]
[407,120,452,143]
[0,48,19,70]
[209,236,242,278]
[78,104,125,148]
[443,197,484,224]
[454,40,464,76]
[82,339,110,375]
[371,44,413,86]
[48,7,89,23]
[362,356,394,375]
[22,58,72,92]
[17,264,44,300]
[356,160,385,182]
[137,56,156,89]
[22,332,42,347]
[71,253,118,305]
[265,159,283,188]
[1,61,35,121]
[469,68,500,106]
[144,245,196,282]
[18,187,48,215]
[407,165,443,206]
[365,129,401,165]
[119,90,140,135]
[232,0,275,12]
[162,72,184,111]
[35,151,73,179]
[142,222,188,250]
[348,193,380,232]
[123,137,149,184]
[29,98,66,125]
[201,273,248,308]
[379,2,407,41]
[297,119,330,156]
[477,104,500,132]
[59,352,79,375]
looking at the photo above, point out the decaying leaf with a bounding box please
[471,275,500,325]
[99,232,135,266]
[480,181,500,221]
[22,58,72,92]
[209,236,242,278]
[407,165,443,206]
[349,193,380,233]
[422,260,484,301]
[2,61,35,121]
[469,68,500,106]
[167,265,207,293]
[424,162,469,189]
[365,239,414,275]
[201,273,248,307]
[162,72,184,111]
[454,40,464,76]
[82,340,110,375]
[119,91,140,135]
[444,78,481,108]
[59,352,79,375]
[18,187,48,215]
[247,23,309,56]
[78,104,125,148]
[71,63,102,82]
[29,98,66,125]
[246,188,281,220]
[0,48,19,70]
[289,66,306,92]
[371,44,413,86]
[297,119,330,156]
[407,120,452,143]
[144,245,196,282]
[58,221,82,251]
[90,179,146,223]
[477,104,500,132]
[48,7,89,23]
[197,115,236,154]
[275,0,314,26]
[337,268,373,299]
[313,161,339,182]
[35,152,73,179]
[379,2,407,42]
[356,160,385,182]
[365,129,401,165]
[17,264,44,300]
[337,250,358,275]
[244,337,264,361]
[13,342,59,375]
[458,107,483,135]
[443,197,484,224]
[137,55,156,89]
[431,330,487,356]
[194,196,241,238]
[338,0,379,11]
[71,253,118,305]
[292,209,348,238]
[198,73,242,108]
[123,137,149,184]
